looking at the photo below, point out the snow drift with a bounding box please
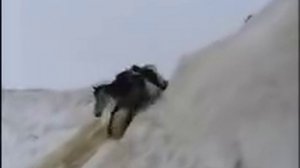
[2,0,298,167]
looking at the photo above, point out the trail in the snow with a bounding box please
[34,120,106,168]
[32,97,117,168]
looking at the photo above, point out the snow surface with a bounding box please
[2,0,298,167]
[2,89,96,168]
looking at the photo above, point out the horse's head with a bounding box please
[92,84,111,118]
[131,64,168,91]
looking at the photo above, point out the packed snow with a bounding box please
[2,0,298,167]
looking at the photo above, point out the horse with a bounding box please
[92,64,168,137]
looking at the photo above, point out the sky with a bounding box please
[2,0,272,90]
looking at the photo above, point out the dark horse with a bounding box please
[92,64,168,137]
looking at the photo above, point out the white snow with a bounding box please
[2,89,96,168]
[2,0,298,167]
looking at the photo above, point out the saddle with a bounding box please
[109,66,146,97]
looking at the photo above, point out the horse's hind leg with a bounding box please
[108,108,134,139]
[124,109,136,128]
[107,106,119,136]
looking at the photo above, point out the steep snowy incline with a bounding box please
[82,0,298,167]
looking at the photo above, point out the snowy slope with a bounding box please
[82,0,298,167]
[2,0,298,167]
[2,89,96,168]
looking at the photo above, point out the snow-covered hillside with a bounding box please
[2,0,298,167]
[2,89,96,168]
[83,0,298,167]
